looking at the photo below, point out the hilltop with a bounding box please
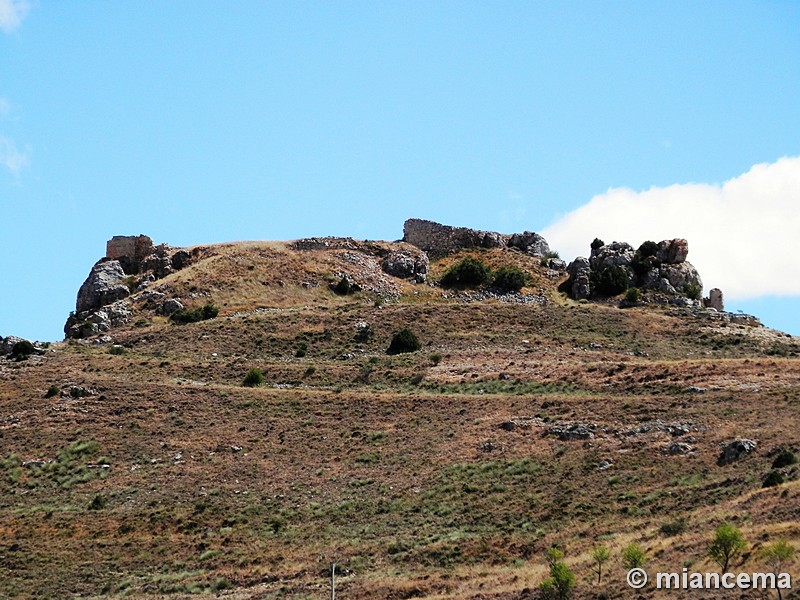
[0,219,798,599]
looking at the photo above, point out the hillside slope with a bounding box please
[1,232,799,599]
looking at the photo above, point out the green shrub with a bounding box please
[592,265,629,296]
[622,542,646,569]
[440,257,492,288]
[89,494,107,510]
[170,303,219,324]
[763,470,785,488]
[492,266,527,292]
[295,343,308,358]
[44,385,60,398]
[685,283,702,301]
[387,328,421,355]
[539,550,576,600]
[590,238,605,252]
[624,287,641,304]
[772,450,797,469]
[430,353,443,365]
[10,340,36,361]
[109,345,127,355]
[243,368,265,387]
[637,240,659,258]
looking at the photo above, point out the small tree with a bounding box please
[708,522,746,573]
[622,542,646,569]
[387,328,421,355]
[591,544,611,583]
[540,547,575,600]
[243,367,265,387]
[760,540,795,600]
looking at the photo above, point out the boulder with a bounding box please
[507,231,550,257]
[589,241,634,271]
[161,299,184,316]
[0,336,27,355]
[171,249,192,270]
[659,262,702,294]
[382,249,429,282]
[717,439,757,466]
[75,260,130,313]
[657,239,689,264]
[566,257,592,300]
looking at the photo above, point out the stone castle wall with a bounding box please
[402,218,549,258]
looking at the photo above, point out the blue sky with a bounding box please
[1,1,798,341]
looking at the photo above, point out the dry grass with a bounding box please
[1,240,798,598]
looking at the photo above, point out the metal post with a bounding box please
[331,562,336,600]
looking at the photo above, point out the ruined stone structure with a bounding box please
[402,218,550,258]
[106,235,155,274]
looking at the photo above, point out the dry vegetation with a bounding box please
[1,241,799,599]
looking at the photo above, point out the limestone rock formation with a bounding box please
[564,237,704,302]
[382,248,429,283]
[76,260,130,314]
[566,257,592,300]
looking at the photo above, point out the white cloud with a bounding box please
[0,0,30,33]
[541,157,800,300]
[0,135,29,174]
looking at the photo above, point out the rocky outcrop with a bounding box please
[403,218,551,258]
[566,257,592,300]
[382,249,429,283]
[76,260,130,313]
[717,439,757,466]
[564,237,704,302]
[65,235,195,339]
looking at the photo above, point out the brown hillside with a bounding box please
[1,239,799,599]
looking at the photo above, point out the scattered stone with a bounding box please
[231,445,243,453]
[667,442,694,455]
[549,423,595,440]
[685,386,707,394]
[717,439,757,466]
[69,386,94,398]
[598,459,613,470]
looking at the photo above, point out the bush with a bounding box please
[685,283,702,301]
[624,287,641,304]
[592,265,629,296]
[243,368,265,387]
[590,238,605,252]
[492,266,527,292]
[10,340,36,361]
[622,542,646,569]
[387,328,421,355]
[295,343,308,358]
[540,549,576,600]
[772,449,797,469]
[637,240,659,258]
[170,303,219,324]
[89,494,107,510]
[440,257,492,288]
[45,385,60,399]
[763,470,785,488]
